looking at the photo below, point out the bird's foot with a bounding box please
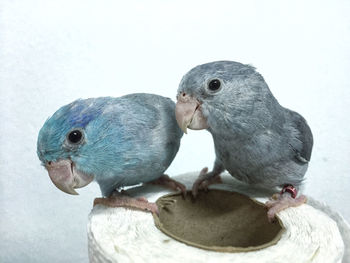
[148,174,187,197]
[265,186,307,223]
[192,167,222,198]
[93,192,159,215]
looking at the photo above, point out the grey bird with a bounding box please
[175,61,313,221]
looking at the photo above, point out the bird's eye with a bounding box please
[67,130,83,144]
[208,79,221,91]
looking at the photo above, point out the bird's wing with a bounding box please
[120,93,162,129]
[289,112,314,163]
[117,93,182,167]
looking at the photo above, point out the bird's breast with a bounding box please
[213,131,286,174]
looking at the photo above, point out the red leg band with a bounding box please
[280,185,297,198]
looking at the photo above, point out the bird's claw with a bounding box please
[149,174,187,198]
[158,198,177,212]
[158,198,176,206]
[145,202,159,215]
[191,167,222,198]
[93,194,159,215]
[265,194,307,223]
[192,167,208,197]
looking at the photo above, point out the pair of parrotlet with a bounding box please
[37,61,313,221]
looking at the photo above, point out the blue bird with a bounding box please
[175,61,313,221]
[37,93,185,213]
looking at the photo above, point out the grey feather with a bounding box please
[178,61,313,189]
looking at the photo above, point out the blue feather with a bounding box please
[67,102,103,128]
[37,94,183,196]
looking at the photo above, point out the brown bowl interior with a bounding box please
[154,190,284,252]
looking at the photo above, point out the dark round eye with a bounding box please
[68,130,83,144]
[208,79,221,91]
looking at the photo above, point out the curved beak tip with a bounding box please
[176,118,189,134]
[66,189,79,195]
[175,101,196,134]
[46,160,81,196]
[52,182,79,195]
[175,95,208,132]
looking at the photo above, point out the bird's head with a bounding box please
[175,61,273,134]
[37,98,108,195]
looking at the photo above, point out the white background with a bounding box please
[1,0,349,262]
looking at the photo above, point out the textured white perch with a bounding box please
[88,173,348,263]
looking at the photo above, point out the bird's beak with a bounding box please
[175,92,208,133]
[45,159,93,195]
